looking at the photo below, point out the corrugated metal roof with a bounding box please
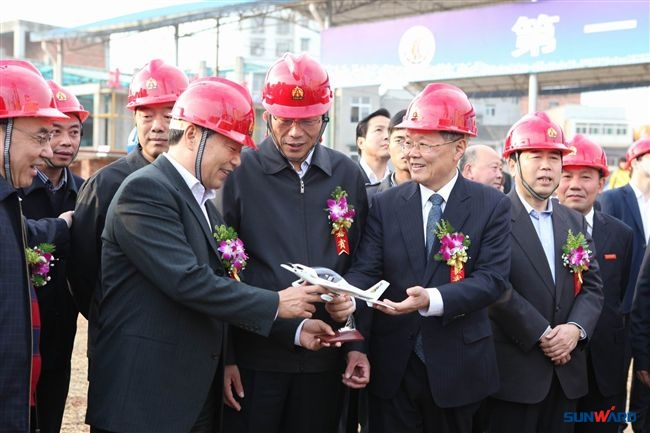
[30,0,291,41]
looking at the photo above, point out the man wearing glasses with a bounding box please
[221,53,369,433]
[0,59,70,433]
[343,83,512,433]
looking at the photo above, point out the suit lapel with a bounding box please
[154,156,220,257]
[397,183,427,281]
[509,192,555,295]
[552,205,571,300]
[623,185,645,235]
[592,211,608,252]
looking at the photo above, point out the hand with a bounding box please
[373,286,429,315]
[223,364,244,411]
[277,284,325,319]
[637,370,650,388]
[324,294,355,323]
[58,210,74,228]
[539,323,580,362]
[553,353,571,365]
[342,350,370,389]
[299,319,341,350]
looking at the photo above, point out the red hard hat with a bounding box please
[47,80,90,123]
[503,112,570,158]
[0,60,67,119]
[261,53,332,118]
[171,77,256,149]
[563,134,609,177]
[397,83,477,136]
[626,137,650,169]
[126,59,189,110]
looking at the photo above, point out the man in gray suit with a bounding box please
[86,78,333,433]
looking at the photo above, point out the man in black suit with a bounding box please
[557,134,633,433]
[487,113,604,433]
[86,78,333,433]
[633,246,650,422]
[344,83,512,433]
[600,137,650,433]
[355,108,391,189]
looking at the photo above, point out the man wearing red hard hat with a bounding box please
[557,134,633,433]
[0,59,69,433]
[343,82,511,433]
[487,113,603,433]
[85,77,330,433]
[17,79,89,433]
[69,59,189,358]
[222,53,369,433]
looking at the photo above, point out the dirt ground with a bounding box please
[61,315,635,433]
[61,315,89,433]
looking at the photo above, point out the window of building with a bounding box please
[616,124,628,135]
[250,39,265,57]
[252,73,265,98]
[276,40,292,57]
[251,17,265,34]
[350,97,371,123]
[300,38,310,52]
[276,19,291,35]
[485,104,496,117]
[588,123,602,135]
[575,123,588,134]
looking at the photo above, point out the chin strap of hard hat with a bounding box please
[194,127,210,186]
[515,152,558,201]
[3,118,14,188]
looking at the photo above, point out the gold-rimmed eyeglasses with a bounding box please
[12,127,54,146]
[401,137,461,154]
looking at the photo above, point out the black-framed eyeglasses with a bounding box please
[272,116,322,129]
[13,127,54,146]
[401,137,461,154]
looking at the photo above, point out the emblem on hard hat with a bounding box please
[291,86,304,100]
[411,112,419,120]
[146,78,158,90]
[567,145,577,156]
[547,127,557,138]
[55,91,67,101]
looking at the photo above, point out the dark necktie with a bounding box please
[415,193,444,363]
[425,194,444,257]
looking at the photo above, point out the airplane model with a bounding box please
[280,263,394,309]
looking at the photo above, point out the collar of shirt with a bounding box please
[516,188,553,216]
[37,168,67,192]
[584,208,594,235]
[162,153,216,207]
[359,157,389,184]
[418,170,458,214]
[295,147,315,179]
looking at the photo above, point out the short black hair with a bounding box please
[388,109,406,136]
[356,108,391,140]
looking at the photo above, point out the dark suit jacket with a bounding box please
[489,193,604,404]
[346,176,512,408]
[589,211,633,397]
[19,168,83,371]
[86,156,281,433]
[632,247,650,371]
[599,184,648,314]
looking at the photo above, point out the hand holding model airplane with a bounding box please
[280,263,394,310]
